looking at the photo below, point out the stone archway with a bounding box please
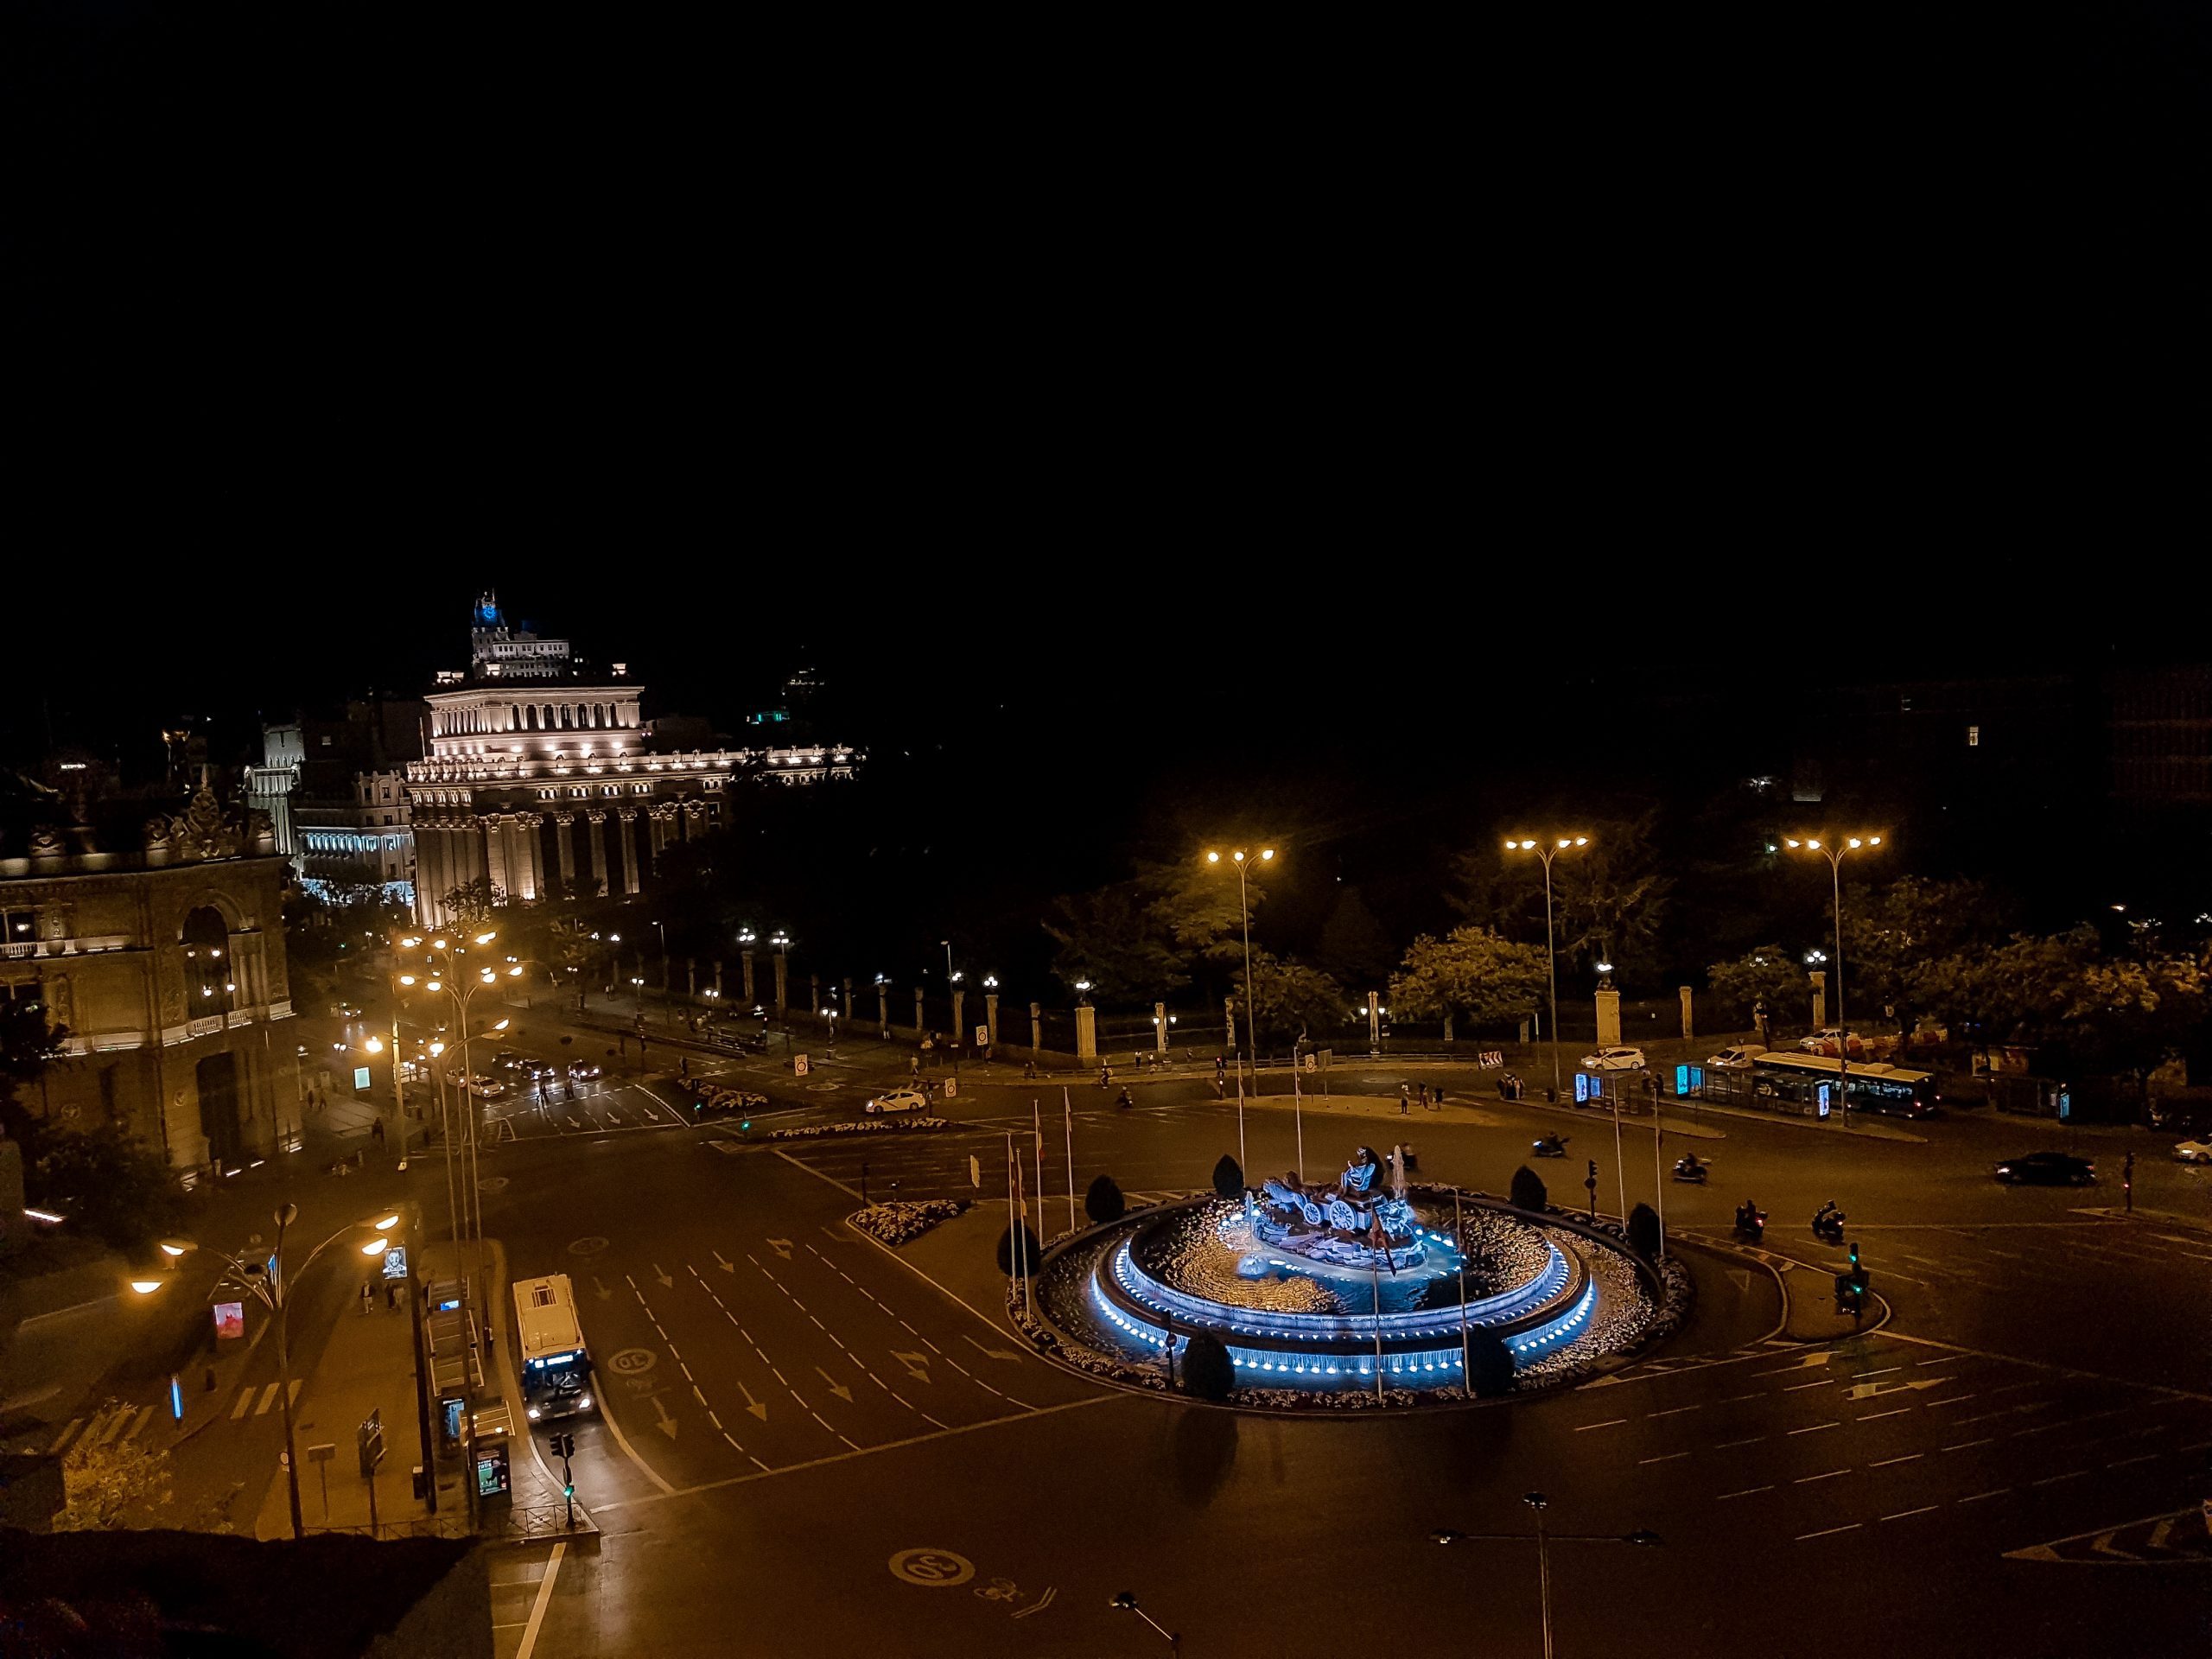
[181,906,235,1018]
[197,1051,243,1172]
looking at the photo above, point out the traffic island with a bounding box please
[848,1200,971,1247]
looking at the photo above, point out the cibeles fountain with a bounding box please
[1028,1144,1668,1403]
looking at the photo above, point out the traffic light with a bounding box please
[1586,1159,1599,1185]
[740,1116,751,1134]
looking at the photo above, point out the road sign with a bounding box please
[307,1442,336,1464]
[353,1067,372,1092]
[357,1409,385,1478]
[944,1078,957,1098]
[793,1054,810,1077]
[1302,1052,1317,1072]
[969,1155,982,1188]
[975,1026,989,1047]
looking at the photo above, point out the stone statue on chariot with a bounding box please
[1255,1145,1424,1271]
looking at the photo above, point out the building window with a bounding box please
[3,908,35,943]
[1,980,43,1010]
[1967,725,1980,747]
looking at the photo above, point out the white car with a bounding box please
[1799,1028,1867,1057]
[864,1089,931,1116]
[1706,1045,1767,1070]
[2172,1140,2212,1165]
[464,1074,507,1099]
[1580,1047,1647,1071]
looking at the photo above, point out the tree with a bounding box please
[1211,1154,1244,1198]
[1837,876,2012,1034]
[1240,949,1344,1046]
[1084,1173,1126,1224]
[1627,1201,1661,1260]
[34,1127,181,1254]
[1315,887,1394,985]
[1509,1166,1548,1211]
[436,877,507,931]
[1180,1333,1236,1399]
[1706,945,1804,1027]
[1389,927,1549,1037]
[1041,887,1189,1003]
[55,1409,172,1530]
[1550,813,1672,978]
[0,993,67,1154]
[1141,855,1256,963]
[1464,1326,1515,1396]
[996,1224,1041,1276]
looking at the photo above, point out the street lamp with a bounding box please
[155,1206,404,1539]
[1109,1590,1180,1652]
[1431,1500,1661,1659]
[1505,836,1589,1103]
[1205,845,1274,1178]
[392,931,521,1243]
[1783,835,1885,1122]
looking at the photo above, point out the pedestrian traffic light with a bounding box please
[1586,1160,1598,1185]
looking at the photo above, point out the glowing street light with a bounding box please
[1783,833,1886,1124]
[1505,834,1590,1102]
[1205,846,1276,1175]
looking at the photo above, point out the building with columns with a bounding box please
[404,607,858,927]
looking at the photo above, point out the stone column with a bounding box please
[842,977,854,1029]
[586,811,608,897]
[480,817,509,895]
[553,813,576,887]
[686,958,696,1001]
[713,959,724,1001]
[617,808,641,895]
[1075,1005,1097,1067]
[878,982,890,1036]
[951,989,965,1051]
[912,987,925,1035]
[514,813,542,900]
[1595,987,1622,1047]
[741,950,755,1005]
[1029,1001,1042,1052]
[1809,970,1827,1031]
[986,992,1001,1047]
[772,952,788,1015]
[1680,985,1695,1041]
[682,802,701,842]
[1154,1001,1167,1054]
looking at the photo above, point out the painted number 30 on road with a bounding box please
[888,1548,975,1587]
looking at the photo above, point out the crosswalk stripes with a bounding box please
[97,1406,133,1446]
[48,1416,84,1454]
[231,1386,257,1420]
[254,1382,281,1416]
[124,1405,154,1441]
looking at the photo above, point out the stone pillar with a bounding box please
[1076,1004,1097,1067]
[682,802,701,842]
[842,978,855,1033]
[1680,985,1695,1041]
[741,950,755,1005]
[482,816,510,896]
[617,808,641,895]
[1595,987,1622,1048]
[1153,1001,1166,1054]
[772,952,788,1014]
[514,813,541,900]
[713,959,724,1000]
[553,813,576,887]
[986,992,1001,1047]
[878,982,890,1036]
[1809,970,1827,1031]
[1029,1001,1042,1052]
[1227,998,1237,1051]
[951,989,965,1051]
[686,958,696,1001]
[586,811,608,897]
[912,987,925,1035]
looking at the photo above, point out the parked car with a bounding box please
[568,1060,604,1081]
[1580,1047,1647,1072]
[2171,1140,2212,1165]
[2149,1101,2212,1135]
[1706,1045,1768,1071]
[1993,1151,2094,1185]
[1799,1029,1867,1057]
[865,1089,931,1116]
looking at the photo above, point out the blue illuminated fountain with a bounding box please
[1045,1144,1617,1395]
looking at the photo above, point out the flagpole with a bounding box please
[1063,1088,1077,1233]
[1033,1096,1046,1243]
[1293,1064,1305,1181]
[1369,1253,1386,1402]
[1005,1133,1019,1305]
[1015,1139,1034,1319]
[1455,1188,1471,1385]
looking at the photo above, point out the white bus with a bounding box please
[513,1273,595,1421]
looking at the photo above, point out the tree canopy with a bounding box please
[1389,926,1548,1032]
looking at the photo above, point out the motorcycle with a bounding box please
[1812,1208,1847,1243]
[1532,1135,1569,1159]
[1116,1089,1134,1110]
[1672,1157,1709,1185]
[1733,1206,1767,1241]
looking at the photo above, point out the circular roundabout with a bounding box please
[1024,1143,1676,1407]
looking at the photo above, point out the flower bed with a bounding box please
[849,1199,970,1247]
[766,1117,950,1141]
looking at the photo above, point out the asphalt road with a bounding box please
[412,1043,2210,1659]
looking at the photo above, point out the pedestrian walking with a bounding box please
[371,1116,385,1149]
[359,1281,375,1316]
[1433,1084,1446,1109]
[385,1279,400,1312]
[1417,1083,1429,1111]
[1398,1084,1409,1116]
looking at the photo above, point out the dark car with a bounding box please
[1994,1151,2095,1185]
[568,1060,604,1081]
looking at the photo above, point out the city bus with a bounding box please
[1749,1052,1941,1119]
[513,1273,595,1421]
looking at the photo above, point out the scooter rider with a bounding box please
[1814,1198,1845,1232]
[1735,1198,1761,1231]
[1677,1151,1704,1179]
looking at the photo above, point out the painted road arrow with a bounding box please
[734,1378,768,1421]
[766,1238,793,1260]
[963,1334,1022,1363]
[653,1263,674,1288]
[652,1395,679,1439]
[2005,1508,2212,1564]
[1844,1378,1948,1401]
[713,1249,735,1274]
[891,1351,931,1383]
[591,1275,612,1300]
[816,1367,855,1403]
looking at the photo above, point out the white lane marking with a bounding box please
[2107,1453,2158,1469]
[1649,1405,1701,1419]
[230,1389,255,1421]
[254,1382,280,1416]
[1792,1469,1851,1484]
[1786,1422,1839,1436]
[1957,1488,2010,1503]
[1871,1453,1923,1466]
[1637,1452,1689,1465]
[1857,1408,1912,1421]
[1881,1506,1939,1522]
[513,1541,566,1659]
[1940,1439,1993,1452]
[2031,1470,2088,1487]
[1575,1419,1627,1432]
[1714,1435,1767,1449]
[1716,1485,1773,1500]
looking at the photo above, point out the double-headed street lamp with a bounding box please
[1432,1496,1662,1659]
[1205,846,1274,1177]
[1783,835,1885,1123]
[148,1206,404,1539]
[1505,836,1589,1102]
[396,931,524,1243]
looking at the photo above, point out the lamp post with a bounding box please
[1205,846,1274,1174]
[770,931,791,1043]
[942,940,963,1082]
[1505,836,1590,1102]
[154,1206,403,1538]
[1783,835,1884,1124]
[395,931,523,1244]
[1431,1501,1662,1659]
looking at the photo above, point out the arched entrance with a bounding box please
[197,1051,243,1172]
